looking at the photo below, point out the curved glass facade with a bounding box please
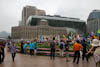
[87,10,100,34]
[28,16,86,35]
[88,10,100,21]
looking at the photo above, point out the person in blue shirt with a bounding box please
[23,41,28,54]
[29,41,34,55]
[81,39,88,62]
[33,40,38,55]
[59,40,64,57]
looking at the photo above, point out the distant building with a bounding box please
[12,6,86,40]
[12,19,66,39]
[19,21,22,26]
[22,6,46,26]
[27,15,86,34]
[87,10,100,34]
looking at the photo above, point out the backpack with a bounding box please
[50,41,55,49]
[60,43,64,49]
[65,44,69,51]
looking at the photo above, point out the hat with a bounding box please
[91,39,100,46]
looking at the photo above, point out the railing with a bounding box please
[16,47,74,57]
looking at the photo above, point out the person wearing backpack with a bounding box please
[50,37,56,60]
[59,40,64,57]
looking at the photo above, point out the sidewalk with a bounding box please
[0,52,96,67]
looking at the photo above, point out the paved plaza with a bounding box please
[0,52,96,67]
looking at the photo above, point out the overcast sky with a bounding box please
[0,0,100,33]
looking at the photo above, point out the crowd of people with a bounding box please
[49,34,100,67]
[20,39,38,55]
[0,39,38,64]
[0,33,100,67]
[49,37,90,62]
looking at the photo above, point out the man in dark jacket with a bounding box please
[20,41,24,53]
[0,40,6,63]
[50,37,56,60]
[0,46,2,64]
[81,39,88,61]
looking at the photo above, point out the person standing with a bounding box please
[59,40,64,57]
[0,46,2,64]
[20,40,24,53]
[0,40,6,63]
[73,40,83,64]
[7,40,11,47]
[81,39,88,62]
[34,40,38,55]
[86,39,100,67]
[29,41,34,55]
[10,41,16,62]
[1,41,6,63]
[65,40,69,62]
[50,37,56,60]
[23,41,28,54]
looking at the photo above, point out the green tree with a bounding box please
[8,36,11,40]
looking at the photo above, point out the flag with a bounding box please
[97,29,100,34]
[96,32,99,36]
[56,34,60,41]
[63,34,67,41]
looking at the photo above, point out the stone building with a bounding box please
[12,19,66,39]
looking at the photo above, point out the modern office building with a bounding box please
[12,6,86,40]
[87,10,100,34]
[22,6,46,26]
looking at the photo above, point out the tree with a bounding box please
[8,36,11,40]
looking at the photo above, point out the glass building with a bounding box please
[12,6,86,39]
[26,15,86,35]
[87,10,100,34]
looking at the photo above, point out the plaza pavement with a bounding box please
[0,52,96,67]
